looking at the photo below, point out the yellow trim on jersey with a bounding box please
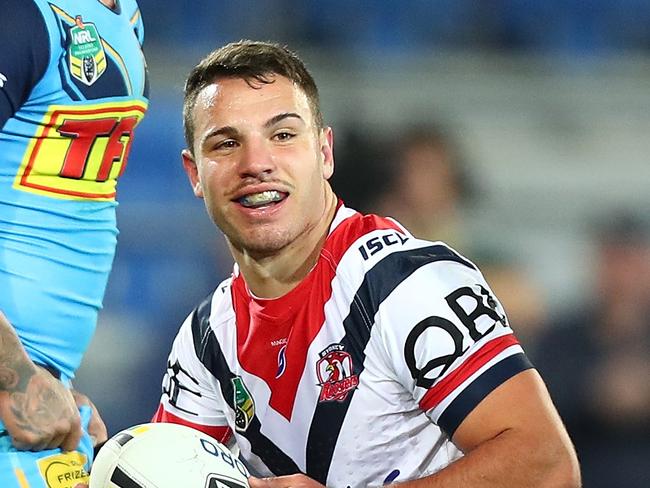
[14,468,30,488]
[130,8,141,25]
[49,3,75,23]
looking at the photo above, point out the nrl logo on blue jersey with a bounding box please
[68,16,106,86]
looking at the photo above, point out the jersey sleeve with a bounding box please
[153,310,233,445]
[0,0,49,128]
[374,246,534,438]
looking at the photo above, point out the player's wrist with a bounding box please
[0,355,38,392]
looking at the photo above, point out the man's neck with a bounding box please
[233,188,338,299]
[98,0,116,9]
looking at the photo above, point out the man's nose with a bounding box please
[238,137,275,178]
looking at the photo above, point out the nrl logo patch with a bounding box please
[68,16,106,85]
[232,376,255,432]
[316,344,359,402]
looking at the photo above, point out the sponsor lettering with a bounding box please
[358,231,409,260]
[37,451,89,488]
[57,469,87,482]
[445,285,507,340]
[14,102,146,200]
[404,284,508,388]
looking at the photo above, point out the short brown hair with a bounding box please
[183,40,323,152]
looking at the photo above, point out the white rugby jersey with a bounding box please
[153,203,532,487]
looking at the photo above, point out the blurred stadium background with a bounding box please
[74,2,650,486]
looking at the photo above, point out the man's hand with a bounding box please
[249,474,325,488]
[0,364,82,451]
[71,389,108,447]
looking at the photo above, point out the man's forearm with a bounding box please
[393,427,580,488]
[0,312,37,392]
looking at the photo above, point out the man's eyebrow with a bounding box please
[200,113,304,147]
[201,125,239,146]
[264,112,304,128]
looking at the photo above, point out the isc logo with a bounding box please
[358,231,409,260]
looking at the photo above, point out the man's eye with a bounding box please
[274,131,295,141]
[216,139,237,150]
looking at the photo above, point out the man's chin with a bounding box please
[228,231,293,259]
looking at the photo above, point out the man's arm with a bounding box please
[249,370,580,488]
[0,312,82,451]
[395,369,580,487]
[0,0,49,128]
[152,306,234,446]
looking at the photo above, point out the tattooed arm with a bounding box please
[0,311,82,451]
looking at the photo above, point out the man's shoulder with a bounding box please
[201,275,234,312]
[326,207,410,260]
[330,207,475,276]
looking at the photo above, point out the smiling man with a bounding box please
[184,74,336,293]
[153,40,581,488]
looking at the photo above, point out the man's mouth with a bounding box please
[238,190,287,208]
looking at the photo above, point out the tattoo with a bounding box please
[0,363,34,392]
[0,368,19,390]
[0,317,72,443]
[0,318,36,392]
[8,377,70,436]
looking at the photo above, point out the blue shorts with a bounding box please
[0,406,94,488]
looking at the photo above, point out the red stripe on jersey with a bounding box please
[419,333,520,412]
[234,208,404,421]
[152,404,233,444]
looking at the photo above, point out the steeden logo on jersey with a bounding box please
[316,344,359,402]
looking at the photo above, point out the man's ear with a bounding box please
[181,149,203,198]
[321,127,334,180]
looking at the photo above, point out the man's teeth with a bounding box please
[239,190,283,207]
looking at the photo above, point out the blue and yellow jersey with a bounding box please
[0,0,149,383]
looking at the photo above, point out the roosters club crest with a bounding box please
[316,344,359,402]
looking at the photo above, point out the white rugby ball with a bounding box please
[89,422,249,488]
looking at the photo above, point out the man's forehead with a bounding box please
[196,76,307,110]
[193,76,313,131]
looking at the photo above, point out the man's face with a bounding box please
[183,75,334,258]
